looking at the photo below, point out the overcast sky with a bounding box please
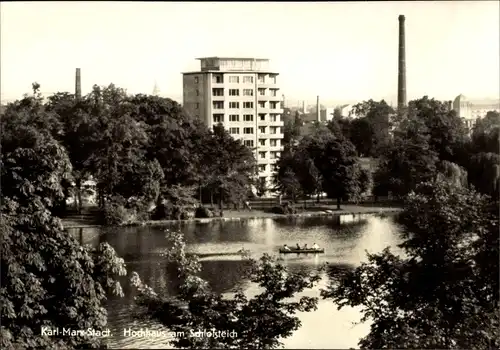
[1,1,499,106]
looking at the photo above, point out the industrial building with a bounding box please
[452,94,500,129]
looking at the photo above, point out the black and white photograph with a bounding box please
[1,1,499,349]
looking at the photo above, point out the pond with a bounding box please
[68,213,402,349]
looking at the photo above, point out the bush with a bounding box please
[102,197,134,225]
[151,202,192,221]
[269,202,297,215]
[195,206,213,218]
[151,202,171,220]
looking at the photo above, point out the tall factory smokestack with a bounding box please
[302,101,306,114]
[316,96,320,122]
[75,68,81,99]
[397,15,407,112]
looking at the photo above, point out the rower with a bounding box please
[312,243,319,249]
[303,244,308,249]
[283,244,291,251]
[295,243,301,249]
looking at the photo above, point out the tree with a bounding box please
[1,87,72,211]
[272,164,303,202]
[308,137,365,209]
[350,99,394,157]
[333,107,343,119]
[201,124,256,209]
[1,206,127,349]
[128,94,208,188]
[408,96,469,164]
[322,179,499,349]
[291,137,325,201]
[436,160,468,188]
[471,111,500,155]
[256,177,268,198]
[467,152,500,199]
[347,117,373,157]
[2,83,64,142]
[283,111,302,148]
[1,88,127,348]
[374,115,439,198]
[327,115,352,140]
[132,231,322,349]
[46,92,97,213]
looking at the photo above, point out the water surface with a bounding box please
[69,214,402,349]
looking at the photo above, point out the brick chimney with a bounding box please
[397,15,407,112]
[317,95,320,122]
[75,68,81,99]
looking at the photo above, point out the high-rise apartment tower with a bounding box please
[182,57,284,191]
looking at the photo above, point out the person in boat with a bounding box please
[283,244,291,251]
[303,244,308,250]
[312,243,319,249]
[295,243,301,249]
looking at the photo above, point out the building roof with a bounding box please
[182,71,280,75]
[196,57,269,61]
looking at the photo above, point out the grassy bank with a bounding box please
[61,204,401,229]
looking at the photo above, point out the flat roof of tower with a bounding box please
[182,71,279,75]
[196,57,269,61]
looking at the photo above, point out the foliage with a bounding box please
[256,177,268,197]
[370,96,475,199]
[275,123,367,207]
[1,84,128,348]
[2,84,64,143]
[358,167,373,197]
[467,152,500,198]
[322,179,499,349]
[6,83,261,220]
[436,160,468,188]
[128,94,209,187]
[152,185,198,220]
[374,114,439,197]
[1,90,72,211]
[132,230,321,349]
[470,110,500,155]
[201,124,256,207]
[308,136,366,207]
[194,206,213,218]
[407,96,469,164]
[269,202,297,215]
[349,99,394,157]
[102,196,136,225]
[1,202,127,349]
[291,138,324,199]
[272,164,303,202]
[283,111,303,148]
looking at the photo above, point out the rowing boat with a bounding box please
[279,248,325,254]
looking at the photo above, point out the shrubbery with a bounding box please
[194,206,213,218]
[102,197,137,225]
[269,202,297,215]
[132,230,322,349]
[151,202,192,221]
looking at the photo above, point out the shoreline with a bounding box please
[62,206,402,229]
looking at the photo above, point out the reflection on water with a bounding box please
[67,214,402,349]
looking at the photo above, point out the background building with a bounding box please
[452,94,500,129]
[182,57,284,193]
